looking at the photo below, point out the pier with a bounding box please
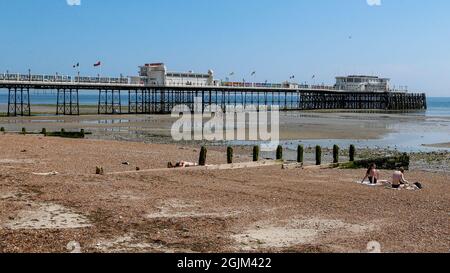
[0,76,427,116]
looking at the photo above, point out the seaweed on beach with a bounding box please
[45,130,89,139]
[339,153,410,170]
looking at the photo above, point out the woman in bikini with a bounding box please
[362,163,380,184]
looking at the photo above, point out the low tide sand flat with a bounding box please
[3,203,91,230]
[423,142,450,149]
[0,135,449,253]
[1,110,449,152]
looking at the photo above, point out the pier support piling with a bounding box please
[56,88,79,115]
[7,87,31,116]
[98,89,122,114]
[128,89,153,114]
[1,82,427,115]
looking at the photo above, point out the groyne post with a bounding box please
[276,145,283,161]
[253,146,260,162]
[315,145,322,165]
[333,145,340,163]
[349,145,356,162]
[199,146,207,166]
[297,145,304,163]
[227,147,233,164]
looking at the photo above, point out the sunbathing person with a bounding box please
[168,161,198,168]
[362,163,380,184]
[392,167,410,189]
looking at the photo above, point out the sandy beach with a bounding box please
[0,134,449,253]
[2,0,450,261]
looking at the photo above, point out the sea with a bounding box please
[425,97,450,117]
[0,92,449,117]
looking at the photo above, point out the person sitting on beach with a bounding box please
[392,167,410,189]
[168,161,198,168]
[362,163,379,184]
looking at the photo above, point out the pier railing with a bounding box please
[0,72,417,93]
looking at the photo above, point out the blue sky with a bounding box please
[0,0,449,96]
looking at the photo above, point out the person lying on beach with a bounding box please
[361,163,380,184]
[167,161,198,168]
[392,167,410,189]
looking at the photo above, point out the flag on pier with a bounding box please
[93,61,101,67]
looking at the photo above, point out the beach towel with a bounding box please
[32,171,59,176]
[355,180,422,191]
[356,180,390,187]
[387,183,422,191]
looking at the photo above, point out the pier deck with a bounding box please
[0,81,427,116]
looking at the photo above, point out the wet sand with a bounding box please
[0,110,444,141]
[0,104,102,115]
[0,135,449,253]
[424,142,450,148]
[1,108,448,171]
[2,108,449,154]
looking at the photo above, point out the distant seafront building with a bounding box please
[135,62,301,88]
[136,63,216,87]
[335,75,390,92]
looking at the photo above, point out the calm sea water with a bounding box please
[0,91,449,117]
[0,91,104,106]
[425,97,450,117]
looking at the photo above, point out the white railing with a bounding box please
[1,72,408,92]
[0,73,132,85]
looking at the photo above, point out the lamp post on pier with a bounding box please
[251,71,256,87]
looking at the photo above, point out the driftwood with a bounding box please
[32,171,59,176]
[95,167,105,175]
[282,162,304,170]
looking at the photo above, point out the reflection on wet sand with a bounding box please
[0,110,449,152]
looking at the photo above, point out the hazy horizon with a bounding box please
[0,0,449,96]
